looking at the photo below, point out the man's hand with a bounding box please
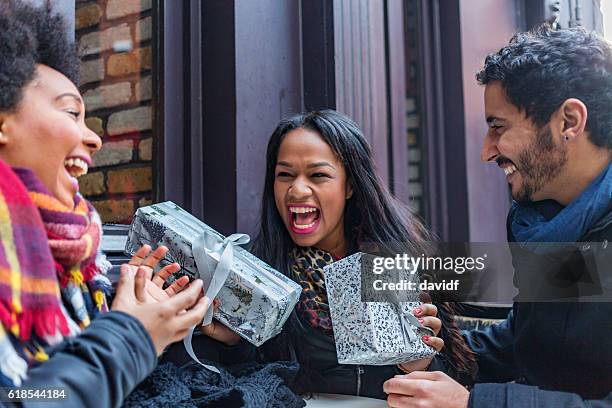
[384,371,469,408]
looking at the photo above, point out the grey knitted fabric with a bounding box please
[124,361,306,408]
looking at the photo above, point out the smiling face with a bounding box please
[481,81,568,203]
[274,127,352,256]
[0,64,101,208]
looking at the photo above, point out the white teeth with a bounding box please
[289,207,318,214]
[64,157,89,177]
[293,220,316,229]
[503,165,517,176]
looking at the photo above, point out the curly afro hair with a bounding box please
[0,1,79,112]
[477,24,612,149]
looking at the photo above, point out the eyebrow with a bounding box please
[276,161,336,170]
[55,93,83,105]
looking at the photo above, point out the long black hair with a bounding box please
[251,110,431,271]
[251,110,476,386]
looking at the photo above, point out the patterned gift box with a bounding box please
[125,201,302,346]
[323,252,437,365]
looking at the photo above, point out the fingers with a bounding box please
[166,279,204,311]
[115,264,136,301]
[164,275,189,297]
[129,244,152,265]
[384,377,423,396]
[174,296,210,330]
[130,245,169,280]
[418,316,442,336]
[134,267,148,302]
[153,263,181,288]
[386,393,414,408]
[422,335,444,352]
[400,371,447,381]
[413,303,437,318]
[141,246,169,270]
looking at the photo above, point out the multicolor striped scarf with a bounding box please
[0,160,111,386]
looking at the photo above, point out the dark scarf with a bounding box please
[290,247,336,336]
[511,161,612,243]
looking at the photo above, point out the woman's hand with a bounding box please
[397,303,444,373]
[199,299,242,346]
[126,245,190,304]
[112,264,209,356]
[128,245,241,346]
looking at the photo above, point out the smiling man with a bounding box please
[384,25,612,408]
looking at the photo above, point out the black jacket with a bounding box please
[264,310,403,400]
[1,311,157,408]
[458,212,612,407]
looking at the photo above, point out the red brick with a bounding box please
[76,4,102,30]
[78,172,105,196]
[93,199,135,223]
[107,47,152,77]
[107,167,152,193]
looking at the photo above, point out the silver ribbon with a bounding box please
[378,282,434,344]
[395,304,434,342]
[183,231,251,373]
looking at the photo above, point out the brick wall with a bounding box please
[405,0,425,218]
[75,0,153,224]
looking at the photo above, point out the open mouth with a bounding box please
[64,156,90,178]
[497,158,518,178]
[503,164,517,176]
[289,205,321,232]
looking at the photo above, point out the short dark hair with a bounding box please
[0,2,79,112]
[477,25,612,149]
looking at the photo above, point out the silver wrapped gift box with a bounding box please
[125,201,302,346]
[323,252,437,365]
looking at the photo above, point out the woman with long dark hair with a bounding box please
[203,110,476,399]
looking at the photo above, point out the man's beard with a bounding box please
[513,126,568,203]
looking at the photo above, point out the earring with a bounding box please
[0,131,4,142]
[564,135,569,141]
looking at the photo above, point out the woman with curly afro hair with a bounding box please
[0,3,210,406]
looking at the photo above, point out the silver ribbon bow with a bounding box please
[183,231,251,373]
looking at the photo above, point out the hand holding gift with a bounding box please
[200,299,242,345]
[397,303,444,374]
[323,252,438,366]
[125,202,302,348]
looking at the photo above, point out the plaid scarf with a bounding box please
[0,160,110,386]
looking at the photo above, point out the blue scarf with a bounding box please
[511,162,612,243]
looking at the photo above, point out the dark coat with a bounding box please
[266,310,403,400]
[1,311,157,408]
[460,211,612,407]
